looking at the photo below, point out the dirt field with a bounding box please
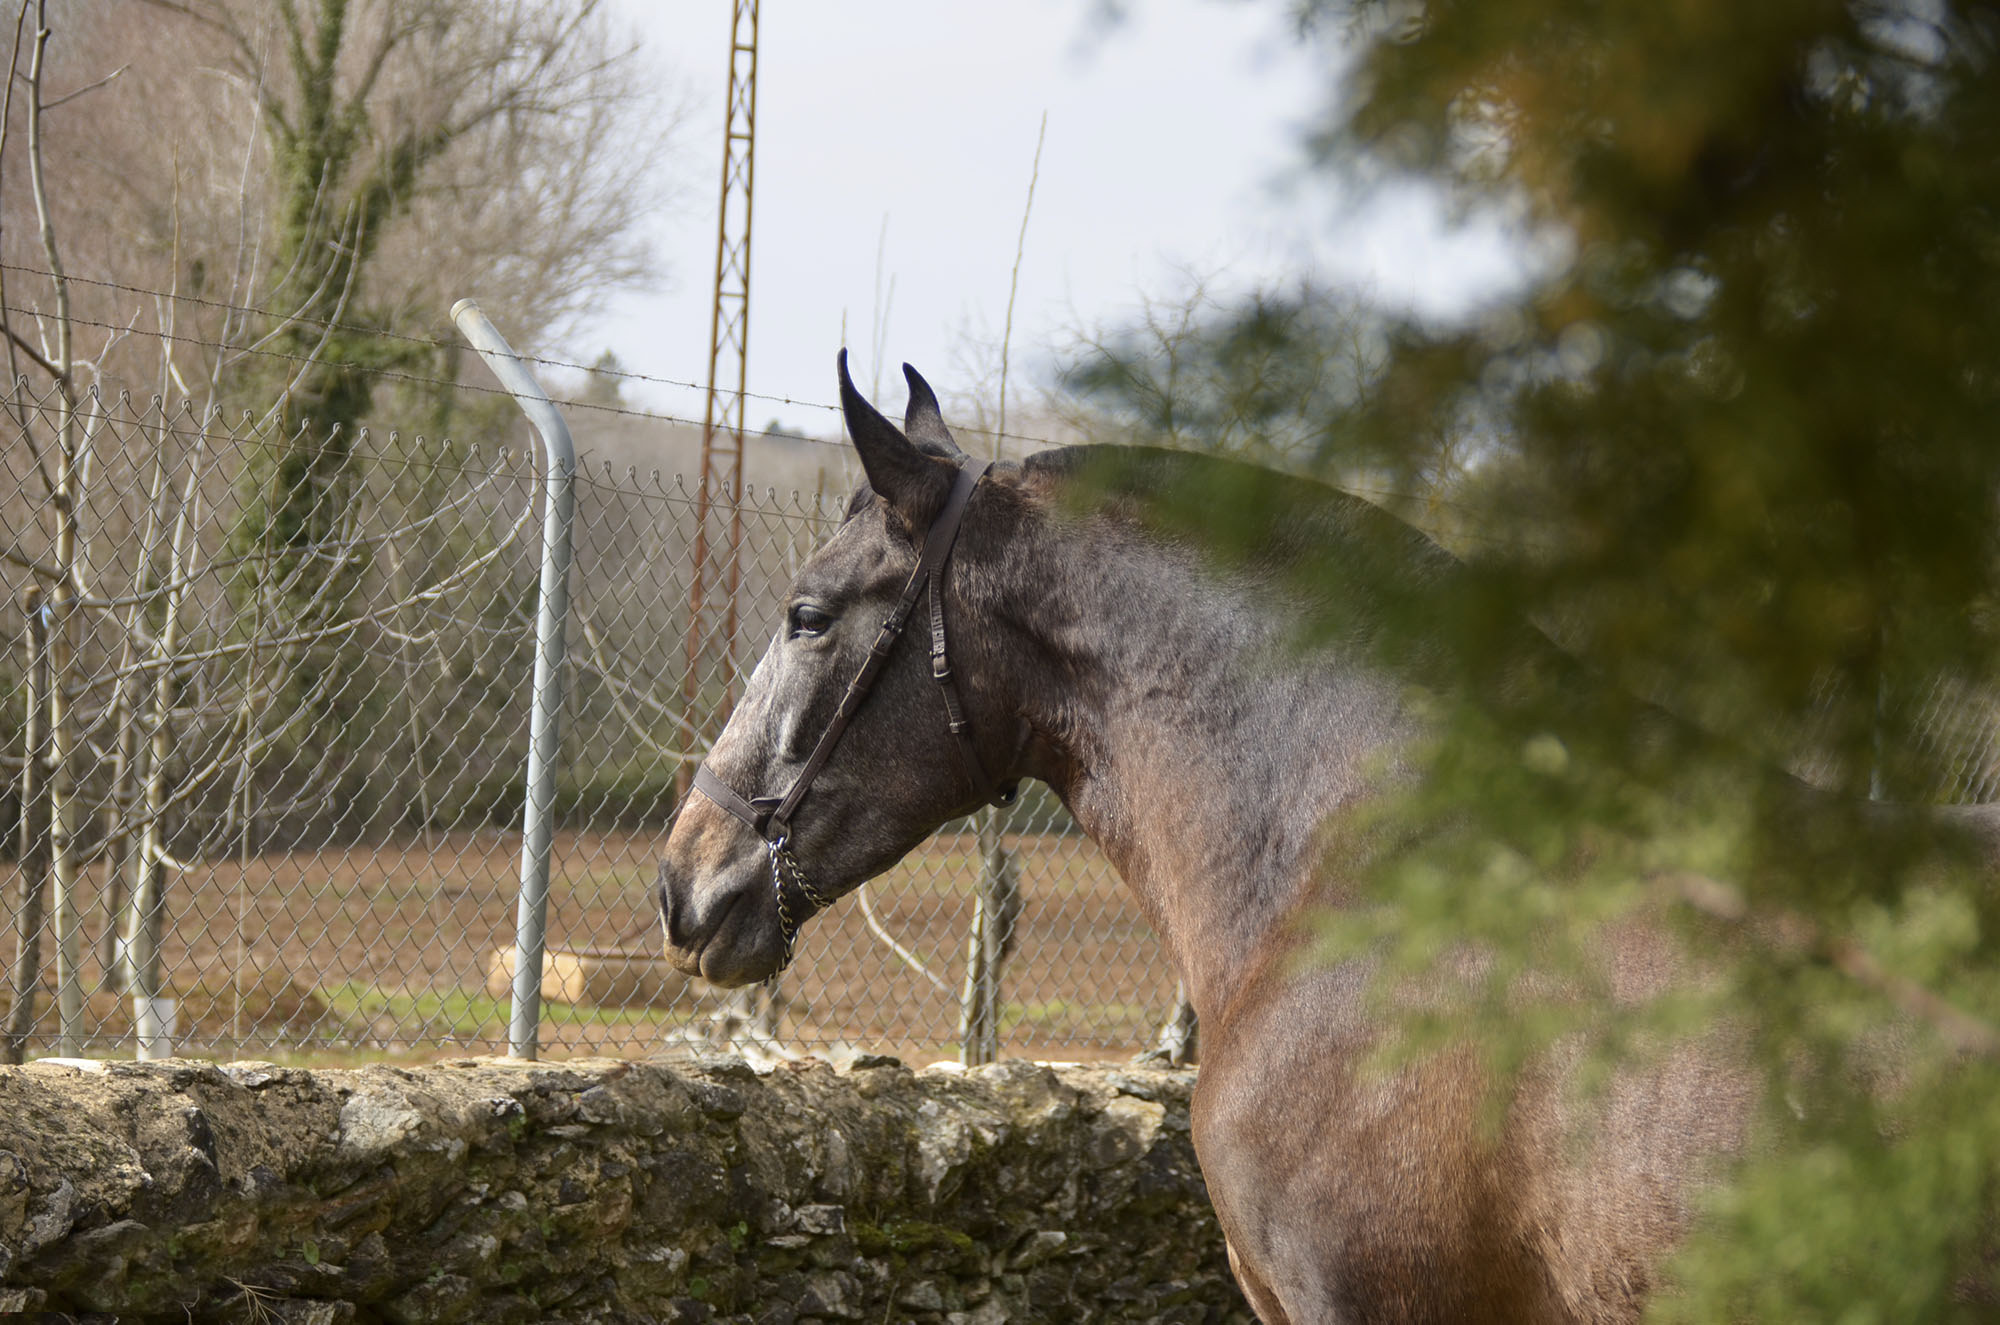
[3,826,1181,1065]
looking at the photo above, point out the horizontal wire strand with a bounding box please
[0,353,1530,549]
[0,262,1065,449]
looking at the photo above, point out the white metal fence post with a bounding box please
[451,299,575,1062]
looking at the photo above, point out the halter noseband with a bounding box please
[690,457,1015,968]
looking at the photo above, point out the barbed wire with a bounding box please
[0,403,858,514]
[0,300,883,451]
[0,261,1067,449]
[0,327,1538,559]
[0,275,1543,552]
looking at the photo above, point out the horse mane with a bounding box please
[1024,444,1464,581]
[1018,443,1512,680]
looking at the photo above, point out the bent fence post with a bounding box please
[451,298,575,1061]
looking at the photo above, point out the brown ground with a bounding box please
[2,827,1181,1066]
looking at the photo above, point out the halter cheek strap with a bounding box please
[690,458,1011,967]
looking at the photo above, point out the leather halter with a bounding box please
[690,457,1014,967]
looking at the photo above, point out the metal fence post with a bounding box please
[959,804,1020,1065]
[450,299,575,1062]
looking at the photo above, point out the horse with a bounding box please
[654,352,1757,1323]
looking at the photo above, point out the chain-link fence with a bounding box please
[0,378,1177,1065]
[9,369,2000,1070]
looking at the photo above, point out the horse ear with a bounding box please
[901,363,964,458]
[838,349,953,536]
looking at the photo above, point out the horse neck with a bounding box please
[1013,518,1415,1028]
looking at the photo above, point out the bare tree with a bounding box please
[0,0,675,420]
[0,1,599,1056]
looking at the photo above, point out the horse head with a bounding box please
[655,352,1037,986]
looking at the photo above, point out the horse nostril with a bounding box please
[656,865,687,948]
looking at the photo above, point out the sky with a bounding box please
[589,1,1537,442]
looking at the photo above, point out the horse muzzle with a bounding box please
[654,849,787,987]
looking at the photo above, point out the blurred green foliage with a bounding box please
[1072,0,2000,1315]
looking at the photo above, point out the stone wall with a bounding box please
[0,1053,1250,1323]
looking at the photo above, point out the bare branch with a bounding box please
[250,200,370,432]
[41,60,126,109]
[0,0,39,452]
[345,2,432,115]
[857,885,954,997]
[24,4,66,388]
[134,0,261,69]
[0,319,57,380]
[0,540,60,579]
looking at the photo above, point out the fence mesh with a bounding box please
[6,379,1998,1068]
[0,383,1176,1065]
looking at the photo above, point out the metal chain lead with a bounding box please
[768,837,835,969]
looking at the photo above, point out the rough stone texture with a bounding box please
[0,1054,1250,1323]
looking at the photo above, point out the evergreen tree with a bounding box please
[1077,2,2000,1314]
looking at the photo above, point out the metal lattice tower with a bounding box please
[683,0,760,785]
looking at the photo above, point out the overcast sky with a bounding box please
[588,1,1535,441]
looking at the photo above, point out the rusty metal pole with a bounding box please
[685,2,772,1044]
[681,0,759,802]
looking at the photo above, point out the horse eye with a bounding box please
[788,603,834,639]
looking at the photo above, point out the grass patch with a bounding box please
[322,979,689,1036]
[1001,997,1154,1036]
[322,981,510,1038]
